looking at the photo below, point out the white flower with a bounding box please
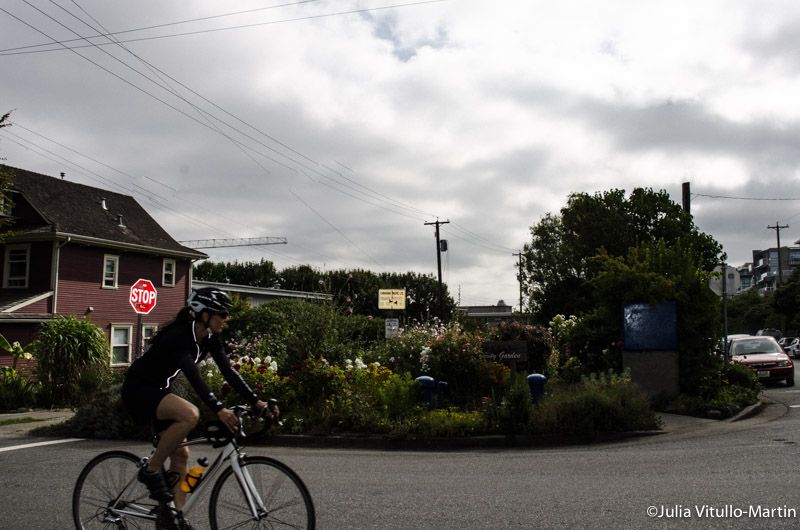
[269,361,278,371]
[253,357,261,365]
[206,371,213,378]
[265,356,272,364]
[241,355,251,363]
[354,358,367,370]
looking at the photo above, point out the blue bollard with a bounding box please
[526,373,547,404]
[435,381,448,409]
[415,375,435,410]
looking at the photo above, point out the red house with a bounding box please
[0,165,207,367]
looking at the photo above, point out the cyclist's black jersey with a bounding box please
[124,321,257,413]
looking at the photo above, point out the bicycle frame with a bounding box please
[177,437,262,517]
[102,435,267,523]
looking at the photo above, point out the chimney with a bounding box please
[101,198,108,210]
[117,214,125,227]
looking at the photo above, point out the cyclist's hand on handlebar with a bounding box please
[255,399,280,420]
[217,407,240,433]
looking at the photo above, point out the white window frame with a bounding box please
[3,244,30,288]
[103,254,119,289]
[142,324,158,352]
[162,258,176,287]
[110,324,133,366]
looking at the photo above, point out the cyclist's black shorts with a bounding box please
[121,375,171,426]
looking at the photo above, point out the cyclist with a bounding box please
[122,286,274,529]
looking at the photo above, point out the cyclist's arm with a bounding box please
[209,337,260,406]
[176,351,225,412]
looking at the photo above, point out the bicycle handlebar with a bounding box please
[230,398,281,442]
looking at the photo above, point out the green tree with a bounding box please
[194,259,279,287]
[772,267,800,333]
[578,240,721,393]
[724,288,781,335]
[522,188,723,322]
[201,260,457,322]
[279,264,323,293]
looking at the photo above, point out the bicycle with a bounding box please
[72,403,315,529]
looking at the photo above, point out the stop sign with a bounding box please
[130,278,158,314]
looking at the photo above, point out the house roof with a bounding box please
[2,165,207,259]
[192,280,332,301]
[0,290,52,313]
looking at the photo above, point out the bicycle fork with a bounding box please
[231,455,267,520]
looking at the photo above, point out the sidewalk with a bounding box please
[0,409,75,437]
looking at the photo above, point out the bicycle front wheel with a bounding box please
[209,455,315,530]
[72,450,155,529]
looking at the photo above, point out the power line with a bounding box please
[4,4,389,266]
[0,0,452,56]
[5,1,517,268]
[18,1,440,227]
[693,193,800,201]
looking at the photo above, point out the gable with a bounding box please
[1,165,206,259]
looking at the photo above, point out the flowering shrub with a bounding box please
[284,355,419,433]
[547,314,579,379]
[198,354,284,411]
[491,320,552,374]
[424,325,486,407]
[406,408,485,438]
[225,301,291,369]
[373,322,446,375]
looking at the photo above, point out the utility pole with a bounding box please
[513,251,524,314]
[682,182,691,213]
[424,219,450,319]
[767,222,789,287]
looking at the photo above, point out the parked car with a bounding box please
[717,334,752,360]
[729,336,794,386]
[778,337,800,358]
[756,328,783,340]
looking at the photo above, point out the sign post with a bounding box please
[379,289,406,339]
[129,278,157,359]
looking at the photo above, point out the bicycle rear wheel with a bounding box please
[72,450,156,529]
[209,455,315,530]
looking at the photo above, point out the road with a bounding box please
[2,377,800,529]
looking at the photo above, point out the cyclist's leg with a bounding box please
[147,393,199,473]
[169,443,190,509]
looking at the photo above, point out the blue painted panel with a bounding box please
[623,302,677,351]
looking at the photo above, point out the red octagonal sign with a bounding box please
[130,278,158,315]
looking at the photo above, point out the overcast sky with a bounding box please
[3,0,800,307]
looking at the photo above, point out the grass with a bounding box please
[0,416,45,427]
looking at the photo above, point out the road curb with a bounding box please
[255,429,665,451]
[728,399,768,422]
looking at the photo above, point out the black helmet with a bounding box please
[188,287,233,315]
